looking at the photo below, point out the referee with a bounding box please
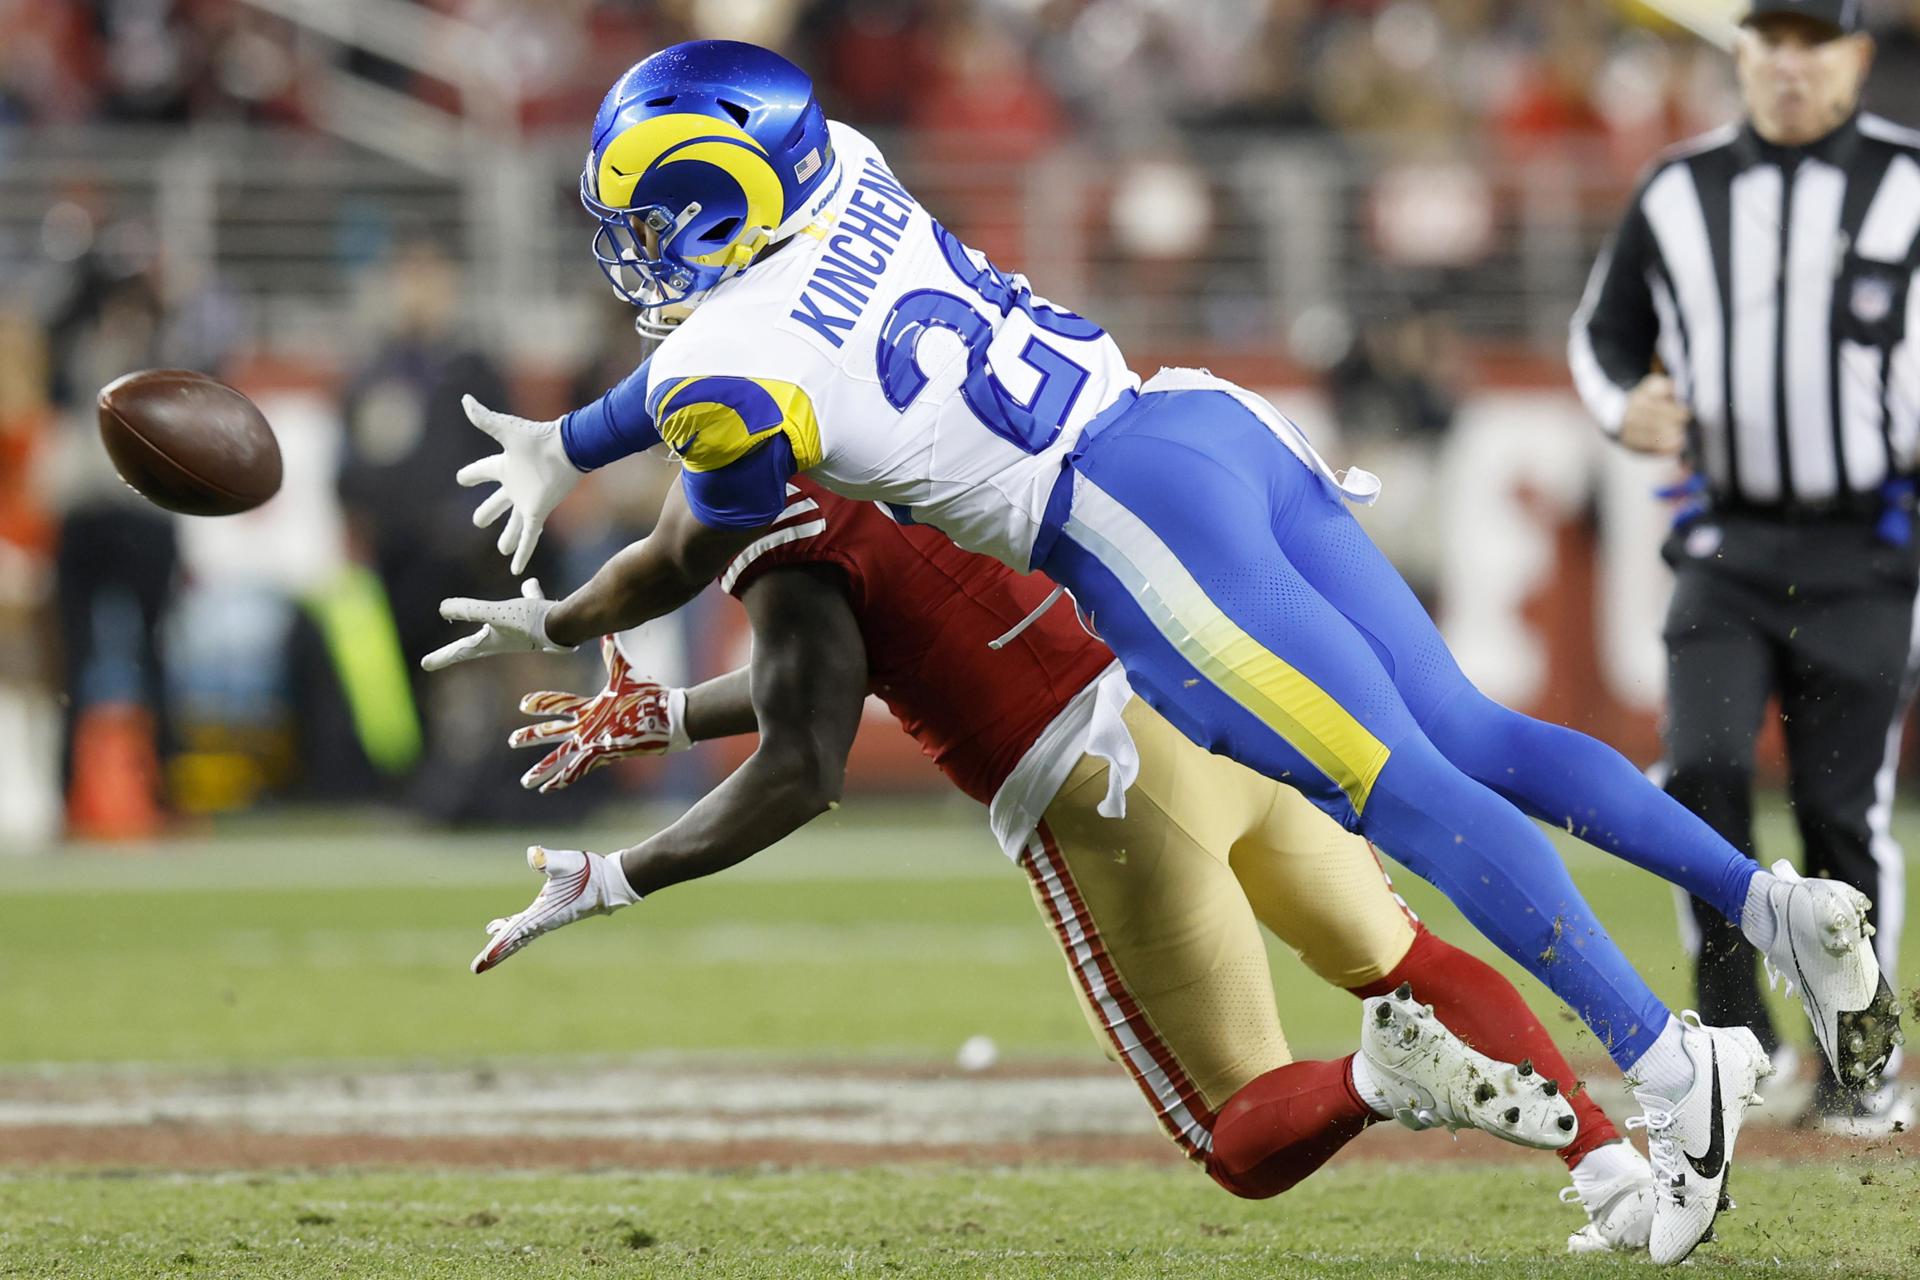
[1572,0,1915,1133]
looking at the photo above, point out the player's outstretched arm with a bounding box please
[614,564,866,896]
[423,483,768,671]
[541,481,767,647]
[472,565,865,973]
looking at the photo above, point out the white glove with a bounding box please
[421,579,571,672]
[470,845,639,974]
[457,395,583,576]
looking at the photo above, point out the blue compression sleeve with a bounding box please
[682,435,797,529]
[561,354,662,470]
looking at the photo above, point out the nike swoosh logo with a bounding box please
[1685,1040,1726,1181]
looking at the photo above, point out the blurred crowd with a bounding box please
[11,2,1920,159]
[0,207,680,844]
[9,2,1920,158]
[10,0,1920,842]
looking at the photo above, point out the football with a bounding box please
[96,369,283,517]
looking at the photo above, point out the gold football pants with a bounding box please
[1021,695,1416,1158]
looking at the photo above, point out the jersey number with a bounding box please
[874,224,1101,454]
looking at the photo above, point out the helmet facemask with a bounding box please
[582,172,786,338]
[581,174,710,336]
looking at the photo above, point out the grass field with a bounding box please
[2,796,1918,1277]
[12,797,1916,1065]
[4,1162,1918,1279]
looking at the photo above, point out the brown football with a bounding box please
[97,369,283,516]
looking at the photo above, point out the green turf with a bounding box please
[1,797,1915,1066]
[1,1161,1914,1279]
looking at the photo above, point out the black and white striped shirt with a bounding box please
[1572,113,1920,513]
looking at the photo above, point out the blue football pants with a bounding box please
[1039,389,1760,1066]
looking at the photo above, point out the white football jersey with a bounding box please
[644,122,1140,569]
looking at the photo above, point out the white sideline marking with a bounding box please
[0,1064,1158,1146]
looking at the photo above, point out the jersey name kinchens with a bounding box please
[644,123,1141,568]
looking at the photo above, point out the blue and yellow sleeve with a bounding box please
[646,375,825,528]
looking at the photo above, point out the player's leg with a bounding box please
[1275,477,1760,924]
[1022,735,1287,1164]
[1226,775,1656,1253]
[1028,709,1572,1199]
[1227,783,1622,1168]
[1045,399,1670,1071]
[1779,578,1914,1126]
[1659,564,1779,1059]
[1024,740,1361,1191]
[1047,391,1779,1261]
[1266,441,1899,1092]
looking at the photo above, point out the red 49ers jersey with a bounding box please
[722,476,1114,804]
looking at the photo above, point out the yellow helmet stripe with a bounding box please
[658,140,785,267]
[596,111,767,210]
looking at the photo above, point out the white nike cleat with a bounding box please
[1756,860,1904,1089]
[1629,1014,1771,1266]
[470,846,634,974]
[1561,1153,1655,1254]
[1358,983,1578,1149]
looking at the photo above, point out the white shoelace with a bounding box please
[1625,1108,1684,1199]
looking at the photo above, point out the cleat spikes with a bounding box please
[1517,1058,1534,1077]
[1394,981,1413,1001]
[1541,1078,1559,1096]
[1358,993,1574,1149]
[1556,1114,1576,1132]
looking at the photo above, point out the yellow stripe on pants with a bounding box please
[1062,476,1391,812]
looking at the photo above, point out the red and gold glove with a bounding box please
[509,636,691,793]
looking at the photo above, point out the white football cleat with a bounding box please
[471,846,633,974]
[1755,860,1904,1089]
[1561,1151,1655,1254]
[1629,1014,1771,1265]
[1358,983,1578,1149]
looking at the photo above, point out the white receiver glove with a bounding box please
[457,395,584,576]
[422,579,572,672]
[470,846,640,975]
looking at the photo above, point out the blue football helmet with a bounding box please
[582,40,840,335]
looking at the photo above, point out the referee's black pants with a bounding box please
[1662,515,1915,1069]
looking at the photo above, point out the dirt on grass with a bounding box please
[0,1057,1909,1173]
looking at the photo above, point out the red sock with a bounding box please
[1205,1055,1376,1199]
[1351,924,1620,1169]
